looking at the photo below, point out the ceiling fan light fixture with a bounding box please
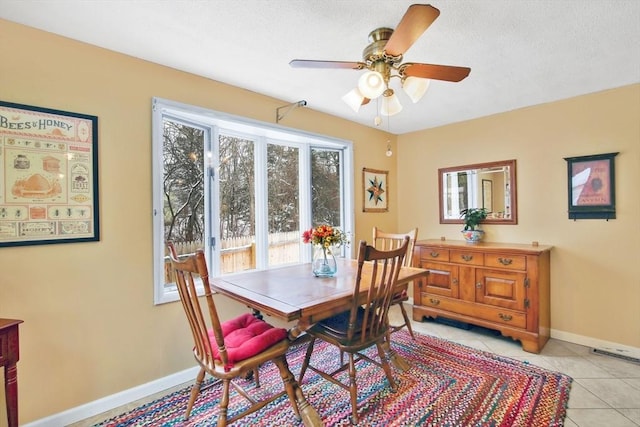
[358,70,385,99]
[402,76,430,103]
[342,88,365,112]
[289,5,471,127]
[381,90,403,116]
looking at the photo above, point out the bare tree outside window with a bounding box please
[268,144,299,233]
[218,134,255,239]
[311,148,342,227]
[162,128,345,275]
[268,144,300,266]
[163,120,205,244]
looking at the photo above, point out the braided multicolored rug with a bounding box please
[95,330,571,426]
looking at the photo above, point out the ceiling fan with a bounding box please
[289,4,470,116]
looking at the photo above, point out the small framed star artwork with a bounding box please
[362,167,388,212]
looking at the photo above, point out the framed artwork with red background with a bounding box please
[564,152,618,220]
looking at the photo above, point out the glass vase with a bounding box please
[312,245,337,277]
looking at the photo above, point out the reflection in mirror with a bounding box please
[439,159,517,225]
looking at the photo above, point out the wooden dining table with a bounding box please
[210,258,429,369]
[210,258,428,426]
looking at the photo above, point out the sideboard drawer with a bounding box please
[474,304,527,329]
[450,250,484,266]
[423,295,526,329]
[420,294,459,311]
[485,253,527,270]
[420,247,450,262]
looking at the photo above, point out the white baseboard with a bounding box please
[550,328,640,359]
[23,366,199,427]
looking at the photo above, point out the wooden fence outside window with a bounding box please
[164,231,301,285]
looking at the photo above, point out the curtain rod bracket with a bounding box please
[276,100,307,123]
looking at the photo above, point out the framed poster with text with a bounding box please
[564,152,618,220]
[0,100,99,247]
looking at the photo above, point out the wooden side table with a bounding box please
[0,319,23,427]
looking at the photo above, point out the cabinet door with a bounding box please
[421,262,459,298]
[475,269,526,311]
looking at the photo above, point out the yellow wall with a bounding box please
[1,18,639,423]
[0,20,398,423]
[398,84,640,349]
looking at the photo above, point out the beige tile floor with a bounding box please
[72,309,640,427]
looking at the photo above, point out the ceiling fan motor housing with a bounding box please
[364,28,402,59]
[363,28,403,81]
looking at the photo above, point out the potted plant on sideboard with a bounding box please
[460,207,488,243]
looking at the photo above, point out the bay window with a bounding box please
[152,98,354,304]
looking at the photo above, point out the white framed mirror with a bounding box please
[439,159,517,225]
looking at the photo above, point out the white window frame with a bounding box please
[152,97,354,304]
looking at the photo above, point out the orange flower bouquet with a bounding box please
[302,225,349,249]
[302,225,349,277]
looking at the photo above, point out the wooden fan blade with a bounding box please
[384,4,440,56]
[289,59,364,70]
[403,63,471,82]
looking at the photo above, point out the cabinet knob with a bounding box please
[498,257,513,265]
[475,282,482,289]
[453,278,459,285]
[498,313,513,322]
[461,254,473,262]
[429,298,440,306]
[430,251,440,258]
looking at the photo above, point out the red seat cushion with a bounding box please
[392,289,408,301]
[208,313,288,368]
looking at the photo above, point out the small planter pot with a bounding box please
[461,229,484,243]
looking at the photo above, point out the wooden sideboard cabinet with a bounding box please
[412,239,552,353]
[1,318,23,427]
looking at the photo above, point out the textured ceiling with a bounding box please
[1,0,639,134]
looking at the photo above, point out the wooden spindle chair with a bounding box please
[166,242,319,427]
[298,238,409,424]
[373,226,418,338]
